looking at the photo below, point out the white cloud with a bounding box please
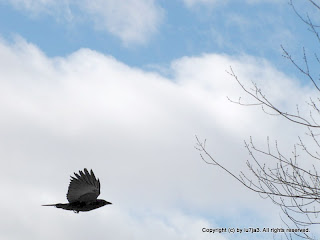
[3,0,164,45]
[182,0,223,8]
[182,0,283,8]
[2,0,73,20]
[245,0,283,3]
[81,0,164,45]
[5,0,59,11]
[0,38,318,239]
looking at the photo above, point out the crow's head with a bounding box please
[98,199,112,207]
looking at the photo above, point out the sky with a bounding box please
[1,0,320,240]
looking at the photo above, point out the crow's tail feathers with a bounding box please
[42,203,69,210]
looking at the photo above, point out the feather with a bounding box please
[67,169,100,203]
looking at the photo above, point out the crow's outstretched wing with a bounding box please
[67,168,100,203]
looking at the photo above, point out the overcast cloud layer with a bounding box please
[1,37,319,240]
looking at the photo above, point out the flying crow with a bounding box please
[43,168,112,213]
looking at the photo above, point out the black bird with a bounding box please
[43,168,112,213]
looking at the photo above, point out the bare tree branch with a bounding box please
[198,1,320,239]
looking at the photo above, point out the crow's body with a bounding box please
[43,169,111,213]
